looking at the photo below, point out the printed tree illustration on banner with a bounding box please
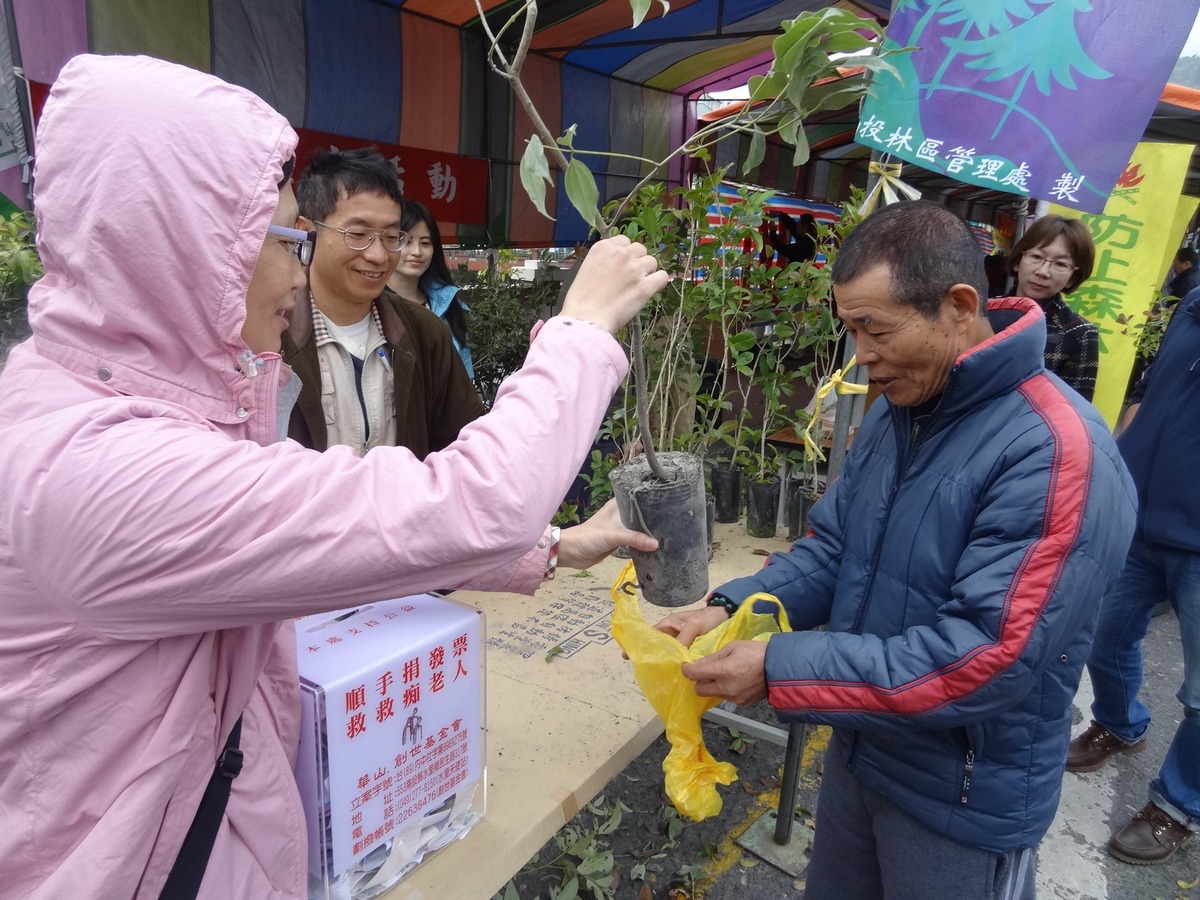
[876,0,1117,205]
[920,0,1040,99]
[942,0,1111,137]
[904,0,1111,140]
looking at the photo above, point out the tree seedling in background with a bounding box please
[475,0,901,479]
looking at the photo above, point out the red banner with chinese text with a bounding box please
[27,81,487,228]
[295,128,487,227]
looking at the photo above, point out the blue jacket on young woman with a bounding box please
[427,281,474,381]
[714,296,1137,853]
[1119,288,1200,552]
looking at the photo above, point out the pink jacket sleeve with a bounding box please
[8,317,625,639]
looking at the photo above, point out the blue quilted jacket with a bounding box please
[1120,289,1200,552]
[716,297,1137,852]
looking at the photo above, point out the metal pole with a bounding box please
[773,722,806,843]
[1012,197,1030,243]
[773,150,883,844]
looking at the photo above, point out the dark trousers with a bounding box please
[804,751,1036,900]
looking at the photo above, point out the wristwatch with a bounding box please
[541,526,561,580]
[706,594,739,618]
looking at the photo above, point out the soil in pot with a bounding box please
[710,463,744,524]
[746,477,780,539]
[610,451,709,607]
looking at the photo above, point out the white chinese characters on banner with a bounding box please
[427,162,456,203]
[856,114,1091,203]
[325,148,460,206]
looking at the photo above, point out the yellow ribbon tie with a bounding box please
[859,160,922,216]
[800,354,868,463]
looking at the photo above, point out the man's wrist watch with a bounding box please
[707,594,739,618]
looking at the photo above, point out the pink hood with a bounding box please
[0,56,630,898]
[29,53,297,436]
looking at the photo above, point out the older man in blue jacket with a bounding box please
[657,201,1137,900]
[1066,285,1200,865]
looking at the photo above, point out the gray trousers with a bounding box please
[804,753,1036,900]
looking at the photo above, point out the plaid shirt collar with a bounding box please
[310,294,384,347]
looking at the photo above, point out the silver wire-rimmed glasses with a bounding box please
[311,220,409,253]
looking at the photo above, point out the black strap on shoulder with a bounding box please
[159,715,245,900]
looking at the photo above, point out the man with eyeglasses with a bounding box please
[282,148,483,458]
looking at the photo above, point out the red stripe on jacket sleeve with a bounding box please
[771,375,1093,716]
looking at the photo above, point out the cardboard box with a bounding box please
[294,594,486,900]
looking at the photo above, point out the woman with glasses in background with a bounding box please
[1006,215,1099,401]
[387,199,475,382]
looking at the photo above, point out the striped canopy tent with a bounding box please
[10,0,888,247]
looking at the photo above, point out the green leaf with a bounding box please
[677,862,705,880]
[792,124,811,168]
[595,802,623,834]
[666,813,686,840]
[586,873,614,893]
[566,834,595,857]
[557,875,580,900]
[629,0,651,27]
[576,851,614,875]
[819,29,878,54]
[727,331,757,353]
[772,12,825,69]
[545,645,566,663]
[519,135,555,221]
[557,123,579,148]
[748,71,786,102]
[503,881,521,900]
[743,128,766,176]
[564,159,600,230]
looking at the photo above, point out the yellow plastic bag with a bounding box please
[610,562,791,821]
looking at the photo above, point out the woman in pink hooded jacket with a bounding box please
[0,55,667,899]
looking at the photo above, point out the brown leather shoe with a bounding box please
[1066,721,1147,772]
[1108,802,1193,865]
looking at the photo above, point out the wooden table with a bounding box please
[386,523,793,900]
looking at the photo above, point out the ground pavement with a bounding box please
[497,603,1199,900]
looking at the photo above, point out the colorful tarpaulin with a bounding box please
[710,182,841,227]
[708,181,841,266]
[1051,141,1196,426]
[12,0,881,246]
[856,0,1200,213]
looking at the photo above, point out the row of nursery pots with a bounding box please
[710,464,822,541]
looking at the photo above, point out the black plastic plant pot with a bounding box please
[746,477,780,539]
[786,477,822,542]
[705,494,716,561]
[710,463,744,524]
[610,451,710,608]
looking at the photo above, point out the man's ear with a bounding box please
[944,282,983,324]
[295,214,313,231]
